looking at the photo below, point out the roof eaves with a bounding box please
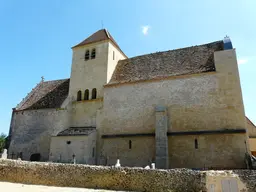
[109,41,128,59]
[105,29,110,39]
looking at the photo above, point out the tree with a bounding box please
[0,133,7,153]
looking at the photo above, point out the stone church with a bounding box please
[7,29,255,169]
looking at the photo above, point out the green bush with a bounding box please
[0,133,7,153]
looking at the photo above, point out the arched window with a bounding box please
[77,90,82,101]
[85,50,90,60]
[91,88,97,99]
[84,89,89,100]
[91,48,96,59]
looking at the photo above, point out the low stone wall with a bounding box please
[0,159,205,192]
[0,159,256,192]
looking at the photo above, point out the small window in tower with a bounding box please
[92,88,97,99]
[129,140,132,149]
[84,89,89,100]
[91,48,96,59]
[85,50,90,60]
[113,51,115,60]
[77,90,82,101]
[195,139,198,149]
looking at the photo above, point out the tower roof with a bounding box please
[72,29,127,57]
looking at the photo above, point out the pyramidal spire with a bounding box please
[72,29,127,57]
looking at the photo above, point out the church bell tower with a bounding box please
[69,29,127,102]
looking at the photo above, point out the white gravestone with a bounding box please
[1,149,7,159]
[115,159,121,168]
[144,165,150,169]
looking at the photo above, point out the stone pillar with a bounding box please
[155,106,169,169]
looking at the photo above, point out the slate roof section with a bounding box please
[108,40,224,85]
[57,127,96,136]
[15,79,70,111]
[72,29,127,57]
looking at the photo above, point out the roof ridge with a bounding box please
[43,78,69,83]
[124,40,223,61]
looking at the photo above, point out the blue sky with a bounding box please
[0,0,255,134]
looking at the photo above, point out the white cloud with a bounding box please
[238,59,248,65]
[141,25,150,35]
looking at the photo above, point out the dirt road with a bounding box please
[0,182,129,192]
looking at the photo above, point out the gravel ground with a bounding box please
[0,182,129,192]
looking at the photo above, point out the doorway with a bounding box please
[30,153,41,161]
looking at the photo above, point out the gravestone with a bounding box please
[115,159,121,168]
[144,165,150,169]
[1,149,7,159]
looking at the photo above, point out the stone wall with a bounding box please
[8,108,69,161]
[100,49,248,169]
[0,159,206,192]
[102,49,245,134]
[70,99,103,127]
[246,119,256,155]
[101,134,247,169]
[101,137,155,167]
[0,159,256,192]
[247,120,256,137]
[107,42,127,83]
[168,134,247,169]
[49,133,96,164]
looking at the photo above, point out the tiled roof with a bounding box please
[57,127,96,136]
[108,40,224,85]
[72,29,127,57]
[15,79,69,111]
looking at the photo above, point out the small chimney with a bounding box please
[223,36,233,50]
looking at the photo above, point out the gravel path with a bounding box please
[0,182,129,192]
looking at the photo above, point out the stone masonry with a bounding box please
[1,159,256,192]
